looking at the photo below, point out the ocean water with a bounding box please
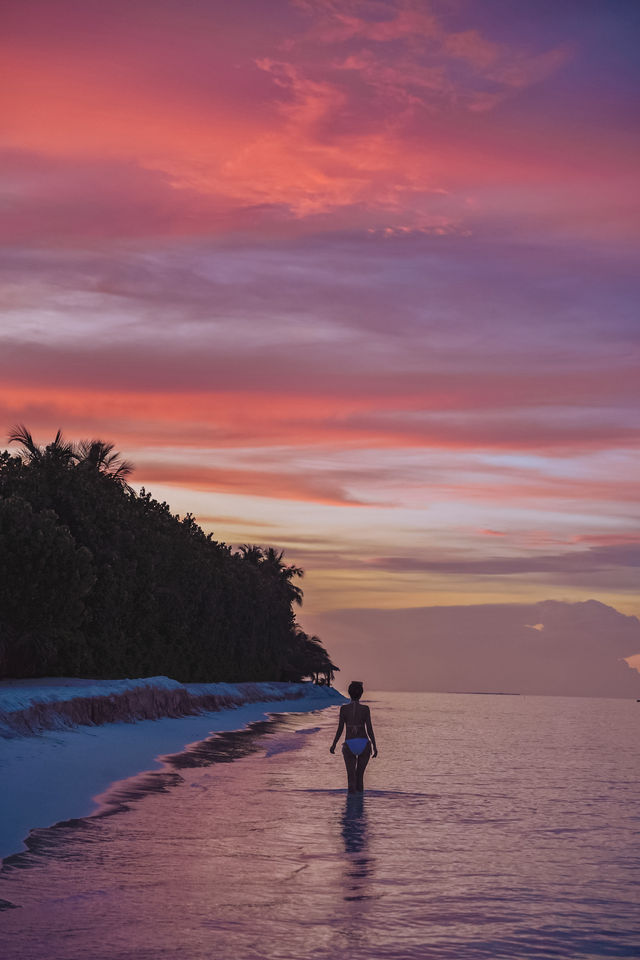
[1,692,639,960]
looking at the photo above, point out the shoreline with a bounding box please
[0,676,340,738]
[0,679,345,863]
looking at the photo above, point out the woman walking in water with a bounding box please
[330,681,378,793]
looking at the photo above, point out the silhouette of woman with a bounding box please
[330,681,378,793]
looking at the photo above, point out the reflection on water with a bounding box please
[340,794,372,897]
[340,793,374,957]
[341,794,367,855]
[1,693,640,960]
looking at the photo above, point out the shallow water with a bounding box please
[1,692,639,959]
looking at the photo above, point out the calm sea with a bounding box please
[1,692,639,959]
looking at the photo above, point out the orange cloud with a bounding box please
[134,462,369,506]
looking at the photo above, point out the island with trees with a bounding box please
[0,427,337,685]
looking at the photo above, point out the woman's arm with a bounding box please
[365,706,378,757]
[329,707,345,753]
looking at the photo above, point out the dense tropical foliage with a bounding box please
[0,427,337,683]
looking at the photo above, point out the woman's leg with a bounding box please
[355,742,372,791]
[342,743,357,793]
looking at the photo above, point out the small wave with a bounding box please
[264,726,324,757]
[0,898,19,911]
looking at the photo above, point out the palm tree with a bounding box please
[8,424,75,466]
[283,628,338,684]
[262,546,304,606]
[8,424,41,462]
[75,439,134,489]
[8,427,134,489]
[238,543,262,564]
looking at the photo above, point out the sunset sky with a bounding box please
[2,0,639,634]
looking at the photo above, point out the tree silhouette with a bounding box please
[262,546,304,606]
[0,428,338,683]
[75,439,134,489]
[8,424,76,466]
[238,543,265,565]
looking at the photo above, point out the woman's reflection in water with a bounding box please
[340,794,374,905]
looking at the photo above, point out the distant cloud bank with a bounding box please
[307,600,640,698]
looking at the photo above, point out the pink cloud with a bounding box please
[134,462,371,507]
[571,533,640,546]
[3,0,625,247]
[1,378,638,458]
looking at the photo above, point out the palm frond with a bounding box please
[7,423,42,461]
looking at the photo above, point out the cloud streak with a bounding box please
[368,544,640,576]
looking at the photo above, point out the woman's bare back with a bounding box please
[342,701,369,739]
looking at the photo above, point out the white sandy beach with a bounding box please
[0,677,344,862]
